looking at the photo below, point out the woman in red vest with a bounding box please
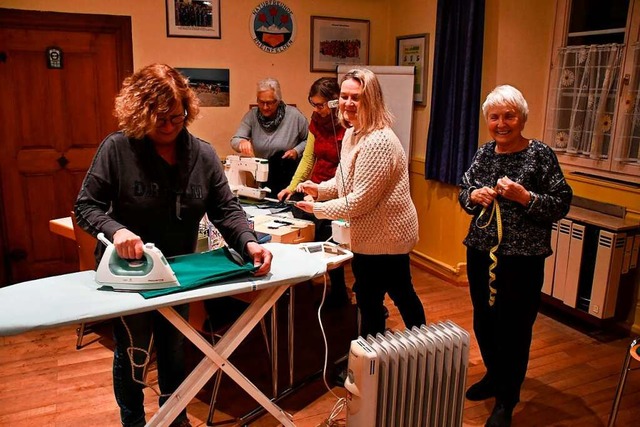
[278,77,348,306]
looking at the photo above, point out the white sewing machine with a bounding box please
[224,155,271,200]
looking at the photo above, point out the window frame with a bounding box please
[545,0,640,183]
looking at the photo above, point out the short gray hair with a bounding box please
[257,78,282,101]
[482,85,528,122]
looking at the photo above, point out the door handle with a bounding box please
[57,154,69,168]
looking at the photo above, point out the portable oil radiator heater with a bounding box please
[344,321,470,427]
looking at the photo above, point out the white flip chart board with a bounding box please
[337,65,415,161]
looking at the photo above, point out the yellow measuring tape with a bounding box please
[476,199,502,306]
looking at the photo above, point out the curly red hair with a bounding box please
[114,64,200,139]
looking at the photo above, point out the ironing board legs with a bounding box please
[206,314,274,425]
[207,288,297,426]
[147,285,295,427]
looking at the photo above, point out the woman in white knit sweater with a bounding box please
[296,68,426,337]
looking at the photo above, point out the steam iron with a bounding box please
[95,233,179,291]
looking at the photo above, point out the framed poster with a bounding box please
[166,0,221,39]
[396,33,429,104]
[310,16,369,72]
[177,68,229,107]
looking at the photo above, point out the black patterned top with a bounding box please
[458,139,572,256]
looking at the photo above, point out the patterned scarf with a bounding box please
[256,101,286,133]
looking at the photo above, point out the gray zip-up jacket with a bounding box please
[75,129,256,263]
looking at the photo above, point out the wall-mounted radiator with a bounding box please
[542,218,639,319]
[345,321,470,427]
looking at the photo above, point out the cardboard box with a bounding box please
[252,215,315,244]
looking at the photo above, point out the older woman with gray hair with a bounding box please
[458,85,572,427]
[231,77,308,195]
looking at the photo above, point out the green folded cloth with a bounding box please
[140,247,256,299]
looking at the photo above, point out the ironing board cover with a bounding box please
[140,247,256,299]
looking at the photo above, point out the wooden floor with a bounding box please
[1,265,639,426]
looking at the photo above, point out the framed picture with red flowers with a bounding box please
[310,16,370,72]
[165,0,221,39]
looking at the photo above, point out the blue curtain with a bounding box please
[425,0,485,185]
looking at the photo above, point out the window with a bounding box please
[545,0,640,183]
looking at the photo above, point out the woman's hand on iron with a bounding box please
[470,186,498,208]
[113,228,144,260]
[245,242,272,276]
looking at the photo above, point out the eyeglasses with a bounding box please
[156,111,187,127]
[308,99,327,109]
[257,100,278,107]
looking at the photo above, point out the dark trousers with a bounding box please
[467,247,545,407]
[352,253,426,338]
[112,304,189,427]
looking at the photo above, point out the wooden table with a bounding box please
[48,216,75,240]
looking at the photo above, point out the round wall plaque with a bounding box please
[250,1,295,53]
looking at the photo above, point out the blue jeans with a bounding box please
[112,304,189,426]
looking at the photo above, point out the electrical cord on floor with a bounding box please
[315,274,348,427]
[121,316,169,398]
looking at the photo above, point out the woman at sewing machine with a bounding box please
[74,63,272,427]
[277,77,349,307]
[230,77,308,195]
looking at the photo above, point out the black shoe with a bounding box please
[485,402,513,427]
[465,375,495,401]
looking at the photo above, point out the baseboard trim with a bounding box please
[410,250,468,285]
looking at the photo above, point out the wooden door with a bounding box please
[0,10,133,285]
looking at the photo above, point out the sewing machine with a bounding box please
[224,155,270,200]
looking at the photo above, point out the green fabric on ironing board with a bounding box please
[140,247,256,299]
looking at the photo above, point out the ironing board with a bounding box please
[0,243,328,427]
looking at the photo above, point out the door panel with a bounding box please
[0,10,132,284]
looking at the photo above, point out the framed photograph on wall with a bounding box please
[177,68,229,107]
[165,0,221,39]
[396,33,429,104]
[310,16,369,72]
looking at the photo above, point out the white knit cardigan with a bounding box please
[313,127,418,255]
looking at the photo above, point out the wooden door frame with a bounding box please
[0,8,133,285]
